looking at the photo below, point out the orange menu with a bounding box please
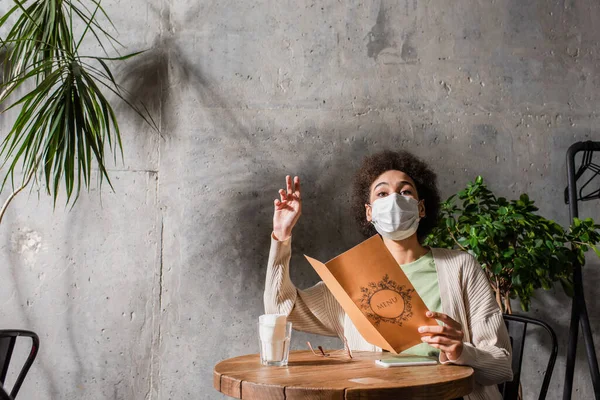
[305,235,430,354]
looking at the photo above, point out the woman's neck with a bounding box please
[382,235,429,266]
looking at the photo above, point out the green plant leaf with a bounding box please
[493,262,503,274]
[503,247,515,258]
[85,50,146,61]
[492,221,506,231]
[512,274,522,286]
[457,236,469,247]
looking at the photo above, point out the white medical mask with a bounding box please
[370,193,421,240]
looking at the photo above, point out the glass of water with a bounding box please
[258,317,292,367]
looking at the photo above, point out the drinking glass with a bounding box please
[258,320,292,366]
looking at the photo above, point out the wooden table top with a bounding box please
[214,351,474,400]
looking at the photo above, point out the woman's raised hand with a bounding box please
[273,175,302,241]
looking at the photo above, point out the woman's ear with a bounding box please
[418,200,426,218]
[365,203,372,222]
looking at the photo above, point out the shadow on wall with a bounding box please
[117,33,254,164]
[114,0,173,132]
[117,38,169,133]
[229,131,440,304]
[115,0,245,143]
[231,137,368,294]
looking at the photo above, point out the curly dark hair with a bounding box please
[351,150,441,241]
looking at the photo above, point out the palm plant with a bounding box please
[0,0,156,221]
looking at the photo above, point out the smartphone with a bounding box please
[375,356,438,367]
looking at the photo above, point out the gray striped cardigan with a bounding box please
[264,236,513,400]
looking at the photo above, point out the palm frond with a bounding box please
[0,0,157,206]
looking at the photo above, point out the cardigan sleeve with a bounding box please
[263,234,344,338]
[440,255,513,386]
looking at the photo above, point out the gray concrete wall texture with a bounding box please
[1,0,599,399]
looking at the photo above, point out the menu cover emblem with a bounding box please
[359,274,414,326]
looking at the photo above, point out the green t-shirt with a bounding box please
[400,251,442,357]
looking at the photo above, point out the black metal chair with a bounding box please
[0,384,13,400]
[499,314,558,400]
[0,330,39,399]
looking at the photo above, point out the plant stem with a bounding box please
[0,168,36,225]
[572,241,593,246]
[504,293,512,314]
[495,277,503,311]
[448,227,468,251]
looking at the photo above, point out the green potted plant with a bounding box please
[0,0,156,220]
[424,176,600,313]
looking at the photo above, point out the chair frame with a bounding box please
[500,314,558,400]
[0,330,39,399]
[0,384,13,400]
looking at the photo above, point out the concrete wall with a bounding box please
[1,0,599,399]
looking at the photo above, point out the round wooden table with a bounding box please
[214,351,474,399]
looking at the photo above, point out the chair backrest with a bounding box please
[499,314,558,400]
[0,330,39,399]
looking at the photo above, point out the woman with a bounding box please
[264,150,512,400]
